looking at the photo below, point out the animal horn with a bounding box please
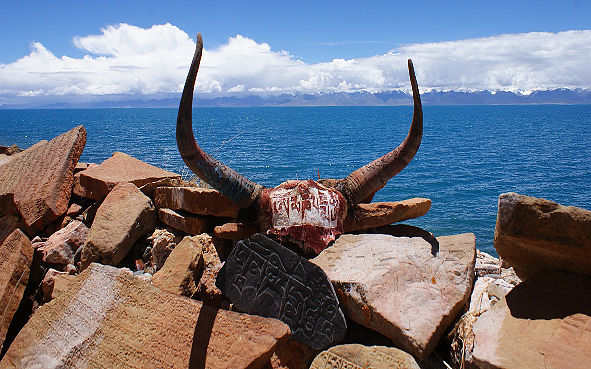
[335,59,423,206]
[177,33,263,208]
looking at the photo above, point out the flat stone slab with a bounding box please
[214,222,260,240]
[81,182,157,269]
[223,233,347,350]
[0,229,33,351]
[310,344,420,369]
[343,198,431,232]
[158,208,216,235]
[473,270,591,369]
[0,126,86,234]
[153,186,240,218]
[312,233,476,360]
[0,263,290,369]
[494,192,591,280]
[73,151,180,201]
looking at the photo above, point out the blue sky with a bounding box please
[1,0,591,106]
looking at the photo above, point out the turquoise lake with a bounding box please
[2,105,590,255]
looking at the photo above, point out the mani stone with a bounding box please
[80,182,157,270]
[73,151,180,201]
[494,192,591,280]
[0,126,86,234]
[153,186,240,218]
[151,235,204,297]
[224,233,347,351]
[158,208,216,235]
[0,263,290,369]
[472,270,591,369]
[343,198,431,232]
[312,233,476,361]
[310,344,420,369]
[0,229,33,351]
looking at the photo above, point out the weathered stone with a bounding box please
[495,192,591,280]
[153,186,240,218]
[0,229,33,351]
[138,177,188,197]
[38,220,89,266]
[214,222,260,240]
[473,270,591,369]
[66,203,83,217]
[0,263,290,368]
[0,215,24,245]
[264,338,320,369]
[310,344,420,369]
[151,235,204,297]
[196,234,225,304]
[224,234,347,350]
[343,198,431,232]
[39,268,75,303]
[0,126,86,234]
[149,228,184,269]
[73,152,180,201]
[158,208,216,235]
[312,233,476,360]
[80,182,157,269]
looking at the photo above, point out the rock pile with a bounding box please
[1,128,590,368]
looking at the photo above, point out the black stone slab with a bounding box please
[223,233,346,350]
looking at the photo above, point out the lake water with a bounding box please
[2,105,590,255]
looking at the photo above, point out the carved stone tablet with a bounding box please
[224,233,346,350]
[310,344,420,369]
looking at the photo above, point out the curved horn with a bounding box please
[335,59,423,206]
[177,34,263,208]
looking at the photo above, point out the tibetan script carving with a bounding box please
[223,233,347,350]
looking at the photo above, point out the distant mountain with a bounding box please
[2,89,591,109]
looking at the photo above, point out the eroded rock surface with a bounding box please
[0,229,33,351]
[37,220,89,266]
[312,233,476,360]
[81,182,157,269]
[158,208,215,235]
[473,270,591,369]
[151,235,204,297]
[0,126,86,234]
[0,263,290,369]
[153,186,240,218]
[73,151,180,201]
[495,192,591,280]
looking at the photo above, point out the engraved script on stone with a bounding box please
[224,233,347,350]
[259,180,347,253]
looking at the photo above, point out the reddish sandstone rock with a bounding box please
[343,198,432,232]
[80,182,157,269]
[0,229,33,351]
[494,192,591,280]
[151,235,204,297]
[39,268,76,303]
[158,208,216,235]
[214,222,260,240]
[0,263,290,368]
[0,126,86,234]
[195,234,225,304]
[38,220,89,266]
[473,270,591,369]
[73,152,180,201]
[0,215,24,245]
[312,233,476,360]
[153,186,240,218]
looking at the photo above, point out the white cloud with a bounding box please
[1,25,591,105]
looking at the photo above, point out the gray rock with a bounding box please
[312,233,476,360]
[224,234,347,350]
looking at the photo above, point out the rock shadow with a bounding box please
[505,270,591,320]
[189,304,219,369]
